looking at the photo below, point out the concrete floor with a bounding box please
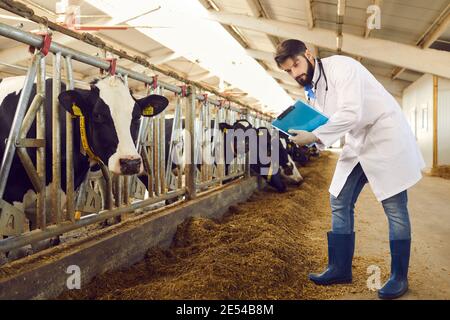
[344,168,450,299]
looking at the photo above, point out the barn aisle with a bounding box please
[343,165,450,299]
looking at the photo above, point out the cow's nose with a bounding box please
[119,157,142,175]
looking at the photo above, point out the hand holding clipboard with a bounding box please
[271,100,329,136]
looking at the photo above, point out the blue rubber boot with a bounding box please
[378,239,411,299]
[308,232,355,285]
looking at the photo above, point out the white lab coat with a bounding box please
[310,55,425,201]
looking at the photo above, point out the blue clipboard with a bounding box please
[271,100,329,136]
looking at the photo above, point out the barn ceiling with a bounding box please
[0,0,449,114]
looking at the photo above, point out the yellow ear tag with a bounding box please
[72,104,83,117]
[142,105,154,116]
[258,131,264,136]
[223,128,228,133]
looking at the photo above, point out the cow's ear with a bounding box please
[58,90,88,117]
[234,119,252,129]
[137,94,169,117]
[219,123,232,132]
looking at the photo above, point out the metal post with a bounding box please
[200,101,206,183]
[64,56,75,222]
[205,102,212,181]
[152,115,160,196]
[36,56,46,229]
[159,90,166,195]
[99,162,113,210]
[185,86,196,200]
[113,174,122,208]
[52,52,62,225]
[147,117,154,197]
[215,107,225,181]
[0,53,40,200]
[165,95,180,184]
[176,96,183,190]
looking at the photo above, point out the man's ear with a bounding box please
[304,49,314,64]
[219,123,232,132]
[58,90,89,117]
[137,94,169,117]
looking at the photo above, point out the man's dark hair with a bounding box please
[274,39,308,67]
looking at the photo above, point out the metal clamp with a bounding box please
[180,84,187,97]
[152,75,158,90]
[28,32,52,56]
[107,57,117,75]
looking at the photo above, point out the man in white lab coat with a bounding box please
[274,39,425,299]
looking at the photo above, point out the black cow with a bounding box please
[278,131,310,166]
[218,121,303,192]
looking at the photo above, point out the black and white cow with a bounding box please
[0,75,168,231]
[278,131,310,166]
[218,120,303,192]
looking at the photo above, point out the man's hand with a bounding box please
[288,129,318,146]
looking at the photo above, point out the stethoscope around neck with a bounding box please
[306,58,329,111]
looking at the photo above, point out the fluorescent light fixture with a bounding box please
[85,0,294,113]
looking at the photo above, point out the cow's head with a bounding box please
[58,76,168,175]
[219,120,254,158]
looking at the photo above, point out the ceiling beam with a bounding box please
[392,4,450,79]
[245,0,280,48]
[188,71,214,81]
[267,70,297,84]
[305,0,314,29]
[0,1,146,72]
[304,0,318,57]
[207,11,450,79]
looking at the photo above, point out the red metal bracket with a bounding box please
[107,58,117,75]
[180,85,187,97]
[29,33,52,56]
[152,75,158,90]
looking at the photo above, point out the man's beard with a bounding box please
[295,58,315,87]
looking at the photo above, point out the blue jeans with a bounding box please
[330,163,411,241]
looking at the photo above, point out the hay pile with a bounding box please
[60,152,380,300]
[433,165,450,180]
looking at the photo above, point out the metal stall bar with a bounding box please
[147,107,155,198]
[159,88,166,195]
[200,99,206,184]
[64,56,75,222]
[0,188,186,253]
[203,98,212,183]
[165,95,182,188]
[16,94,44,192]
[52,52,62,225]
[0,23,269,119]
[175,95,184,191]
[152,97,160,197]
[36,56,46,229]
[122,75,130,206]
[214,106,225,181]
[185,86,196,200]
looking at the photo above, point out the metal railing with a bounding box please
[0,21,270,255]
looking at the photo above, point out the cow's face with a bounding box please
[219,120,254,158]
[58,76,168,175]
